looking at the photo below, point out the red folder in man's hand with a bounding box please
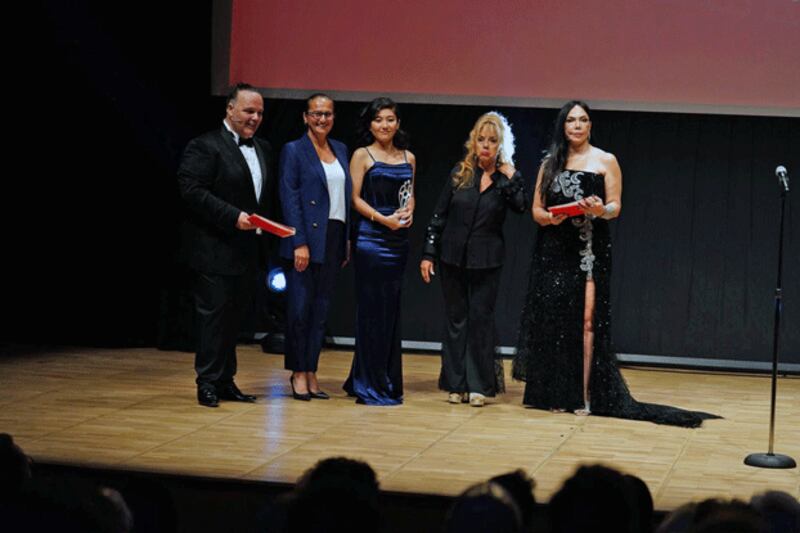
[247,215,296,238]
[548,201,585,217]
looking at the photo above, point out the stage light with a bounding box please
[266,267,286,293]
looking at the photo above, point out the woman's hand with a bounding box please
[577,195,605,217]
[497,163,516,179]
[420,259,435,283]
[383,211,409,231]
[341,240,351,268]
[395,206,414,228]
[294,245,310,272]
[549,212,568,225]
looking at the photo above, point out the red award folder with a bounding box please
[548,201,585,217]
[247,215,296,238]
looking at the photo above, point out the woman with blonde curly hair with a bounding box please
[420,112,526,406]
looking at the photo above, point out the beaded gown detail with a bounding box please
[512,170,720,427]
[343,156,412,405]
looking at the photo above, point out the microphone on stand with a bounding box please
[775,165,789,193]
[744,163,796,470]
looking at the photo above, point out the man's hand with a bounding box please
[236,212,257,230]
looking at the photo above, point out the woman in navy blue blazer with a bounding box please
[279,93,352,400]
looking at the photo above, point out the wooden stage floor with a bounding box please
[2,346,798,510]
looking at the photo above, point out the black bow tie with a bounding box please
[238,136,254,147]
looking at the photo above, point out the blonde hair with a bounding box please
[453,111,515,189]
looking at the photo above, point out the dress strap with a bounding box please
[402,150,408,163]
[362,148,379,212]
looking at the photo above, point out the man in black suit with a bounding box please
[178,83,274,407]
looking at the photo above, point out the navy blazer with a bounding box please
[278,134,352,263]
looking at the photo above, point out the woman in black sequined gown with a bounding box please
[512,101,719,427]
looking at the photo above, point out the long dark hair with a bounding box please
[539,100,591,201]
[355,97,409,149]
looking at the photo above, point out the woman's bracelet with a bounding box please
[600,202,618,219]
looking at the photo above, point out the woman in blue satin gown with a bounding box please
[343,98,416,405]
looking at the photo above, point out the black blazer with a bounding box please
[178,125,276,275]
[423,166,526,269]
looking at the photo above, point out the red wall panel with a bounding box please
[223,0,800,115]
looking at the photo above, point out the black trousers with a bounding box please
[193,268,256,391]
[438,262,502,397]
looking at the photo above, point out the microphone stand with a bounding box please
[744,175,796,469]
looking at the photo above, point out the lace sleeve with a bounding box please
[495,170,526,213]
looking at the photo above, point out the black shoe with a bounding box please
[218,383,256,403]
[198,388,219,408]
[290,376,311,401]
[309,390,330,400]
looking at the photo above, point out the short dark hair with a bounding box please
[285,457,380,533]
[226,82,260,106]
[445,481,522,533]
[1,432,32,496]
[306,92,334,110]
[549,464,634,533]
[489,470,537,529]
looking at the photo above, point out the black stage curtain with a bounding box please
[257,100,799,365]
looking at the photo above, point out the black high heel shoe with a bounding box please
[290,376,311,401]
[309,390,330,400]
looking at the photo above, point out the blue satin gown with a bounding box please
[343,154,412,405]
